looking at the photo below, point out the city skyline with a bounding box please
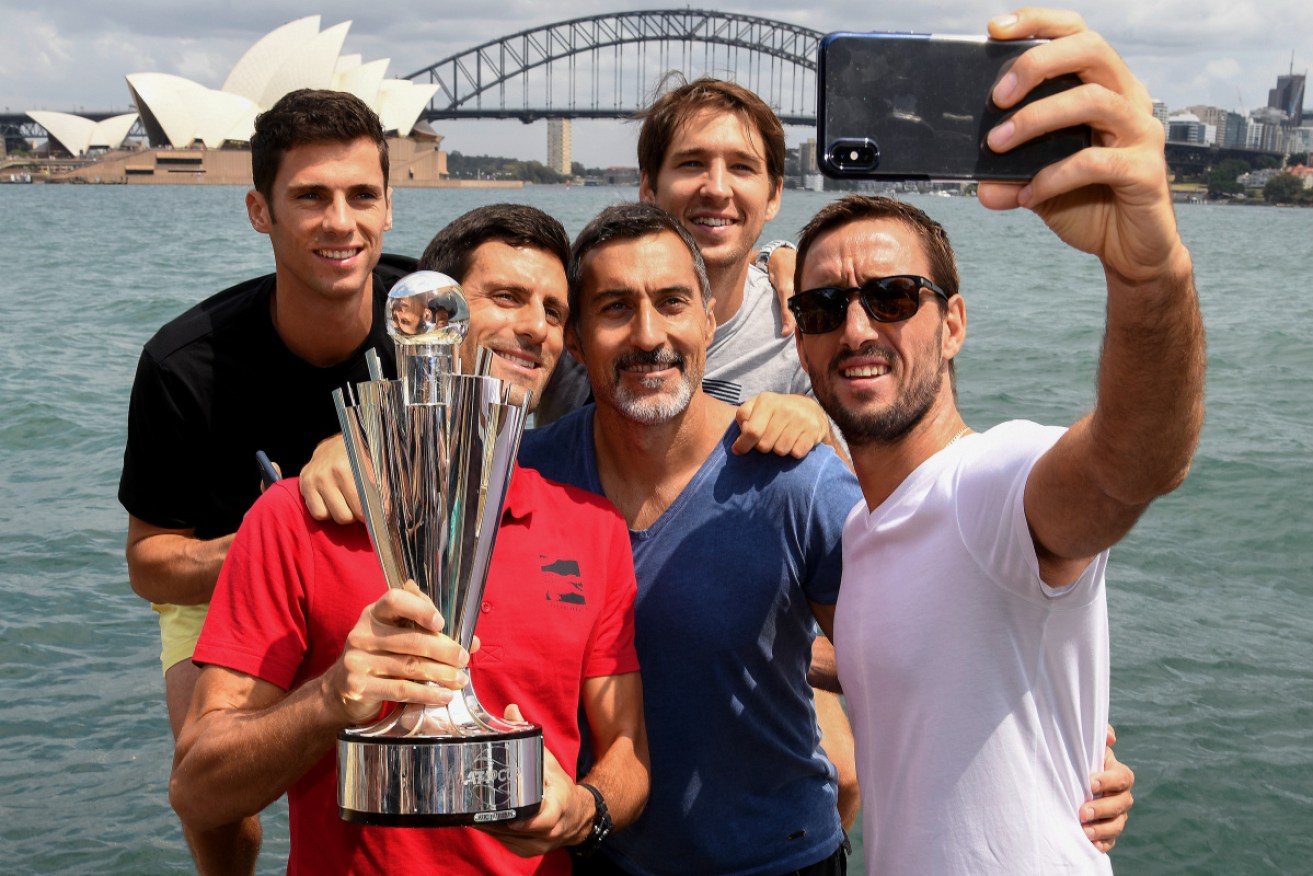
[3,0,1309,165]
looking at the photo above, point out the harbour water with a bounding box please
[0,183,1309,874]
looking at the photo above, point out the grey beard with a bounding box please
[607,348,695,425]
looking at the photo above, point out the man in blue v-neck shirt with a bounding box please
[520,203,859,876]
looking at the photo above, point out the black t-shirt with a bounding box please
[118,254,416,538]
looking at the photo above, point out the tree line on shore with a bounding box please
[444,152,608,183]
[1203,152,1312,205]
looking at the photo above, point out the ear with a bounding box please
[246,189,271,234]
[941,294,966,363]
[564,320,585,366]
[763,178,783,223]
[638,173,656,205]
[383,186,394,231]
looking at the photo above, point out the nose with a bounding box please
[322,192,352,235]
[700,160,730,199]
[838,291,879,349]
[630,298,666,350]
[515,298,549,345]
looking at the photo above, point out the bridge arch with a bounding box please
[404,9,824,124]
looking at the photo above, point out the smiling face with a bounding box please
[795,217,965,447]
[569,230,715,426]
[457,240,568,411]
[246,137,392,308]
[639,109,782,277]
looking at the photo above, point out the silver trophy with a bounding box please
[332,271,543,826]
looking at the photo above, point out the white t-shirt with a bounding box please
[837,420,1112,875]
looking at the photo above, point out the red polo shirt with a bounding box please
[195,465,639,876]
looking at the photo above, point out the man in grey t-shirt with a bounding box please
[536,78,833,459]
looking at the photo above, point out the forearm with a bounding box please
[1091,251,1206,504]
[578,672,649,833]
[126,527,234,605]
[814,688,859,831]
[170,673,343,831]
[577,729,649,833]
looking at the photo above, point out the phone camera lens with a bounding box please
[830,139,879,172]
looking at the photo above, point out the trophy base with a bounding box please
[337,726,543,827]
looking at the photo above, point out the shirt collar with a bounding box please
[502,463,532,523]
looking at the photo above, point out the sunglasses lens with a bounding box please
[861,277,921,322]
[792,290,845,334]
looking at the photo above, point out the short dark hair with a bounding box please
[250,89,389,206]
[568,203,711,324]
[794,195,960,303]
[418,204,570,283]
[636,76,785,191]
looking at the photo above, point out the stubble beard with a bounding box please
[818,338,945,449]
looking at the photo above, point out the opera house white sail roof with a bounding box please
[31,15,438,153]
[25,111,139,156]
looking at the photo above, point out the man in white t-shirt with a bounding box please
[791,10,1205,874]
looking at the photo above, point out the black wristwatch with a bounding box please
[567,782,613,858]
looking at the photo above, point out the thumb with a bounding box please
[503,703,524,723]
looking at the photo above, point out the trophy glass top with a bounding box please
[387,271,470,347]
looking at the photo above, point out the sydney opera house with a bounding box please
[25,17,483,186]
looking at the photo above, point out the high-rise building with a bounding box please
[1168,113,1206,145]
[547,118,572,177]
[1186,105,1246,148]
[1268,73,1306,126]
[1152,100,1169,137]
[799,138,818,177]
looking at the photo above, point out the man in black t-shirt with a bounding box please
[118,89,409,875]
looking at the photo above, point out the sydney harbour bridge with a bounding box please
[0,9,1281,175]
[406,9,821,125]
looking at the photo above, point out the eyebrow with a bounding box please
[667,145,765,166]
[285,181,384,196]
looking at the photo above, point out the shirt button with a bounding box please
[481,601,492,613]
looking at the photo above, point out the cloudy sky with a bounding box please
[2,0,1309,165]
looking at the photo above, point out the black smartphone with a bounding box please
[255,450,281,488]
[816,33,1091,181]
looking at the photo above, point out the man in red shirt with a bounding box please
[169,205,649,875]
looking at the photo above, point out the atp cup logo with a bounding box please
[463,750,511,788]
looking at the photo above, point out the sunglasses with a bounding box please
[787,275,950,335]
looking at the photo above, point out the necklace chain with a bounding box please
[947,426,971,447]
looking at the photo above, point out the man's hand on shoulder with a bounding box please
[759,242,798,337]
[733,392,831,458]
[300,433,363,525]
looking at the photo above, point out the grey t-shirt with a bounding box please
[535,266,812,424]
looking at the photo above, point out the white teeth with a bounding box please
[842,365,890,378]
[693,217,732,227]
[319,249,356,259]
[494,350,536,369]
[626,364,667,373]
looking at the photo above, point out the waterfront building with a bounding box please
[1168,113,1209,145]
[1186,105,1247,149]
[1269,73,1306,127]
[24,111,138,157]
[1152,100,1170,137]
[547,118,572,177]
